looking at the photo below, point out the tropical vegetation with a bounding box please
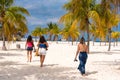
[0,0,30,50]
[59,0,120,52]
[0,0,120,52]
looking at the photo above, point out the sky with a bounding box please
[14,0,120,34]
[14,0,68,32]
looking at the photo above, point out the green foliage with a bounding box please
[0,0,30,49]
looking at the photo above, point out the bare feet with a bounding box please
[82,74,87,77]
[40,64,43,67]
[40,65,43,67]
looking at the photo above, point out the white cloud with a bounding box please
[46,17,59,23]
[27,16,44,25]
[15,0,68,9]
[15,0,68,28]
[27,16,59,26]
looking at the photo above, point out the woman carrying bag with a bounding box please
[37,36,49,67]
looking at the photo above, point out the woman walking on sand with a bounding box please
[25,35,34,62]
[74,37,88,76]
[37,36,48,67]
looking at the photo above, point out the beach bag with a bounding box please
[35,49,39,56]
[33,47,36,52]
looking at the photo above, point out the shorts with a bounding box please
[39,48,46,55]
[27,47,33,51]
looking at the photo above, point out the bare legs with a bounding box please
[40,55,45,67]
[27,51,32,62]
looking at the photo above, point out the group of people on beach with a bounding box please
[25,35,88,76]
[25,35,48,67]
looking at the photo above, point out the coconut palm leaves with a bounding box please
[60,0,99,52]
[32,22,61,42]
[51,24,61,41]
[47,22,61,41]
[60,23,80,45]
[97,0,120,51]
[60,0,120,52]
[31,26,47,42]
[0,0,30,50]
[111,31,120,46]
[32,27,46,37]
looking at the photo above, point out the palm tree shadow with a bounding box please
[44,64,59,67]
[117,67,120,70]
[0,61,26,66]
[90,51,119,54]
[112,49,120,51]
[86,71,98,76]
[0,60,97,80]
[0,52,23,57]
[9,48,26,51]
[0,56,4,59]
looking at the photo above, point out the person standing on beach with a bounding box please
[37,35,48,67]
[74,37,88,76]
[25,35,34,62]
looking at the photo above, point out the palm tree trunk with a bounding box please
[93,37,95,46]
[1,22,7,50]
[1,7,6,50]
[53,35,56,41]
[108,34,111,51]
[116,39,118,46]
[100,40,101,46]
[49,34,52,41]
[35,36,37,42]
[114,40,115,47]
[86,19,90,53]
[2,33,7,50]
[104,40,107,46]
[72,39,73,45]
[108,28,111,51]
[55,35,58,44]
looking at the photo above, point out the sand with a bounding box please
[0,41,120,80]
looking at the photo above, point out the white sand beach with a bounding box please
[0,41,120,80]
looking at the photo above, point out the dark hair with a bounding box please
[27,35,32,42]
[80,37,85,44]
[39,36,46,43]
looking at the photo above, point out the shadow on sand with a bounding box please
[0,52,23,57]
[86,71,98,76]
[93,60,120,65]
[0,61,96,80]
[90,51,120,54]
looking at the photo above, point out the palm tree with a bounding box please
[51,23,61,42]
[47,22,54,41]
[62,0,100,53]
[32,26,46,37]
[112,0,120,13]
[98,0,120,51]
[70,23,80,45]
[60,23,80,45]
[0,0,29,50]
[111,31,120,46]
[47,22,61,41]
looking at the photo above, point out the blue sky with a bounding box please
[14,0,120,33]
[14,0,68,32]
